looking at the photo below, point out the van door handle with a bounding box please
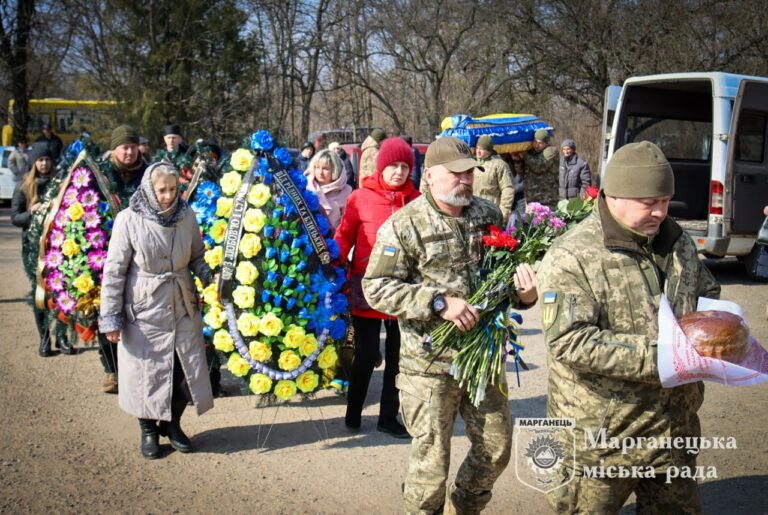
[739,175,754,184]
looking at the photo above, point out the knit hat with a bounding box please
[300,140,315,151]
[534,129,551,142]
[28,142,54,164]
[328,141,340,151]
[370,128,387,142]
[163,124,182,136]
[138,136,149,145]
[376,137,415,174]
[425,137,485,173]
[603,141,674,198]
[476,135,494,151]
[562,138,576,149]
[110,125,140,150]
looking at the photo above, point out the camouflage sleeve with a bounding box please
[538,245,660,384]
[362,218,441,321]
[497,160,516,216]
[696,257,721,300]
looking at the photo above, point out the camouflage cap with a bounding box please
[476,135,494,151]
[425,137,485,173]
[534,129,551,142]
[603,141,674,198]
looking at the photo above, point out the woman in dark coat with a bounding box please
[99,162,214,459]
[11,143,72,356]
[334,137,420,437]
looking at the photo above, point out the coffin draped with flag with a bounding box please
[439,113,552,154]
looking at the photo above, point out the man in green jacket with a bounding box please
[473,135,515,219]
[363,137,538,514]
[538,141,720,513]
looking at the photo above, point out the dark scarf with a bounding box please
[129,163,187,227]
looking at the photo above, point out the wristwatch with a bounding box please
[431,294,447,315]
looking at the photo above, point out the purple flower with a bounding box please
[56,292,76,314]
[87,250,108,271]
[86,229,108,249]
[45,250,64,268]
[83,209,102,229]
[549,216,566,230]
[46,270,66,292]
[72,167,92,189]
[61,187,79,208]
[49,229,66,248]
[79,189,100,208]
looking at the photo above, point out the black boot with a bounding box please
[159,397,192,453]
[138,419,161,459]
[56,324,78,355]
[33,310,55,357]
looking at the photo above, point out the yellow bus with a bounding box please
[2,98,118,147]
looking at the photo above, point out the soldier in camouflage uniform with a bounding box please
[537,142,720,514]
[473,135,516,219]
[95,125,149,393]
[363,137,539,514]
[523,128,559,208]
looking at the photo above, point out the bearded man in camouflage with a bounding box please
[537,141,720,514]
[363,137,538,514]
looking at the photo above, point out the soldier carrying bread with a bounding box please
[537,141,721,513]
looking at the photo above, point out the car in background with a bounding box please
[0,145,18,203]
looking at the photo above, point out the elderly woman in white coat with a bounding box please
[99,161,214,459]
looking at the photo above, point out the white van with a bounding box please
[601,72,768,278]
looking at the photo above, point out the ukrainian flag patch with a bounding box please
[543,291,557,304]
[383,246,397,257]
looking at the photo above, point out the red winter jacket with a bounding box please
[334,171,420,319]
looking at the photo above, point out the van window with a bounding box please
[625,115,712,161]
[734,111,766,163]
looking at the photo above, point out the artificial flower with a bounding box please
[204,246,224,269]
[56,292,76,314]
[282,324,306,349]
[237,312,260,337]
[278,349,301,371]
[61,239,80,258]
[46,270,66,292]
[49,229,65,248]
[216,197,234,218]
[67,202,85,222]
[235,261,259,285]
[83,209,102,229]
[299,334,318,357]
[78,189,100,208]
[230,148,255,172]
[258,312,284,337]
[202,283,220,306]
[86,229,107,249]
[72,167,91,188]
[238,233,262,259]
[242,208,266,234]
[220,171,243,196]
[249,340,272,362]
[45,250,64,268]
[227,353,251,377]
[213,330,235,352]
[209,219,228,244]
[204,305,227,329]
[317,345,338,369]
[296,370,319,393]
[249,373,273,395]
[87,250,108,271]
[247,184,271,208]
[62,187,79,208]
[197,182,221,206]
[232,285,255,309]
[273,380,297,401]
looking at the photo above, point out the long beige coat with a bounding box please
[100,208,213,421]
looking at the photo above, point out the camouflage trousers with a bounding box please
[396,372,512,514]
[547,471,702,514]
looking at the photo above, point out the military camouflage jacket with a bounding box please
[523,146,559,208]
[363,194,522,375]
[474,154,516,216]
[538,195,720,471]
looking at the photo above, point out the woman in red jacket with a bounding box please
[334,137,420,438]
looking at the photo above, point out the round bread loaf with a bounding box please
[679,310,749,363]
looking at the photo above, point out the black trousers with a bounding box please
[345,316,401,426]
[97,332,118,374]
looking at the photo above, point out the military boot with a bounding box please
[138,419,161,459]
[158,397,192,453]
[56,324,78,355]
[34,310,55,357]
